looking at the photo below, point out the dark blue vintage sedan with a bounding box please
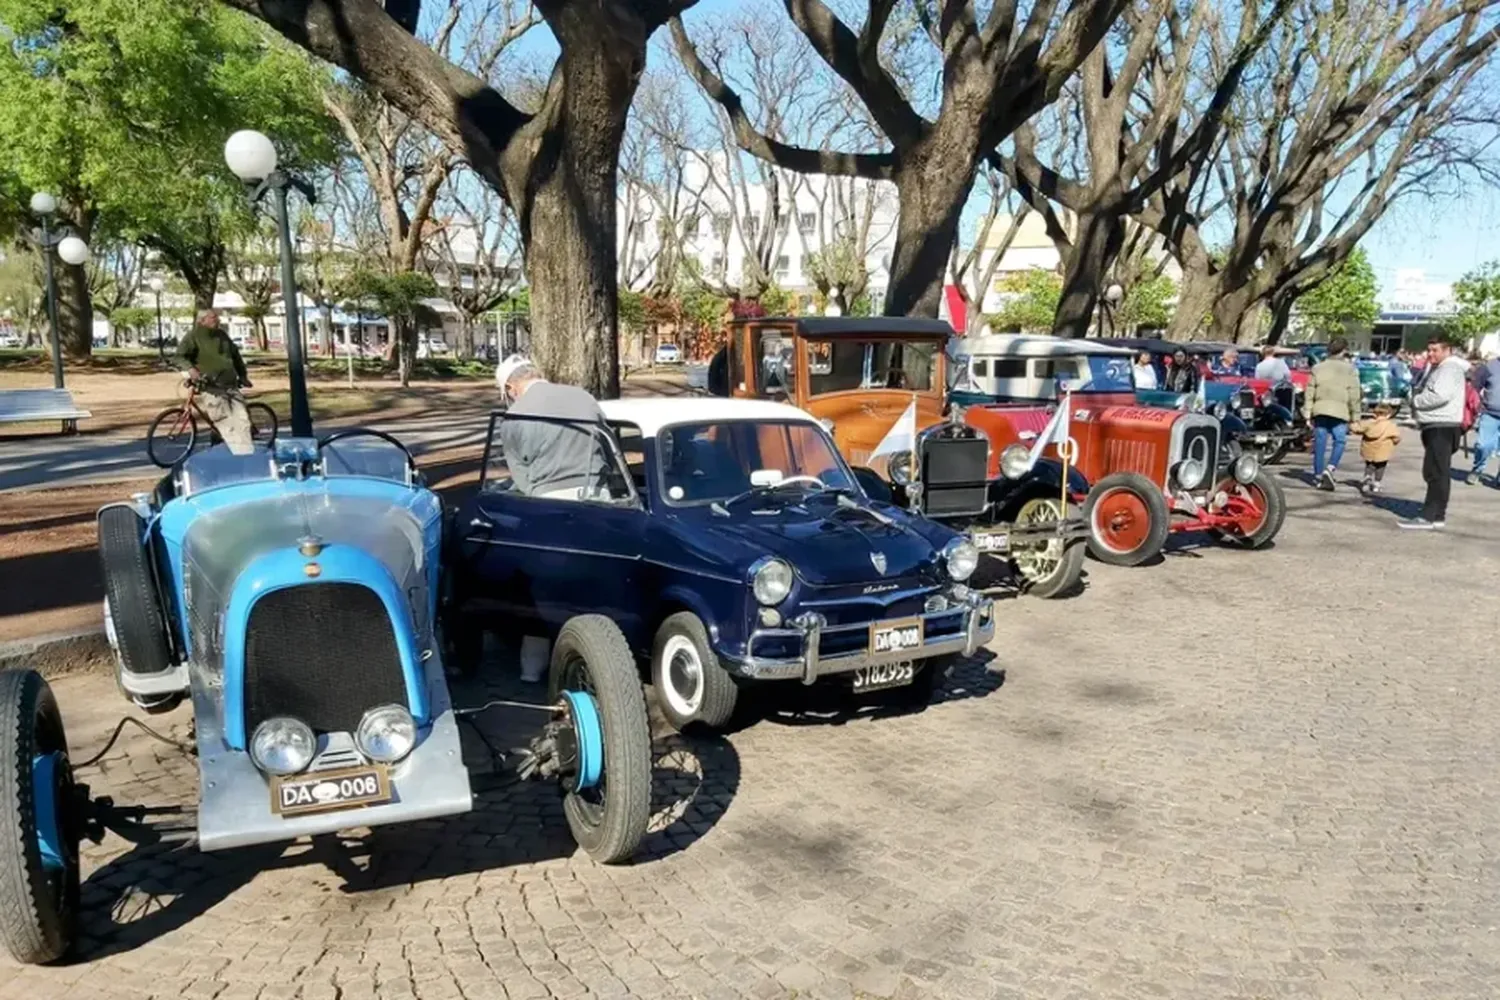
[448,398,995,731]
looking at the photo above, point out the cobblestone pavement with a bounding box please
[5,447,1498,999]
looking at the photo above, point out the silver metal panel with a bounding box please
[193,651,471,852]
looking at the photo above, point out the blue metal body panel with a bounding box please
[31,752,64,872]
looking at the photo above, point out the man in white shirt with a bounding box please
[1254,346,1292,384]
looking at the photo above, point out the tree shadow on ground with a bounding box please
[64,660,738,963]
[734,650,1004,731]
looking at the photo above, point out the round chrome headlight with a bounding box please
[751,557,794,605]
[250,717,316,776]
[999,444,1031,480]
[356,704,417,763]
[944,538,979,581]
[1233,453,1260,485]
[1211,401,1228,419]
[888,452,915,485]
[1175,458,1208,490]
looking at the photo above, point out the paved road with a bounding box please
[5,446,1499,999]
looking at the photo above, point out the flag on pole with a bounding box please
[870,396,918,461]
[1024,395,1072,472]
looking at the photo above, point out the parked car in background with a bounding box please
[0,331,22,348]
[416,336,451,359]
[654,343,682,365]
[952,335,1287,567]
[446,398,994,732]
[720,316,1088,599]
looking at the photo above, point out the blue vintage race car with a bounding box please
[0,432,652,965]
[446,398,995,733]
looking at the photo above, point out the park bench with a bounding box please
[0,388,91,435]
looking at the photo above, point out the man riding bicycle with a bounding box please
[176,309,254,454]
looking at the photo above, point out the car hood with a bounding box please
[682,496,945,587]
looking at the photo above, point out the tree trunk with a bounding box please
[1211,286,1266,344]
[884,147,978,318]
[395,317,417,387]
[1264,294,1296,346]
[319,302,335,356]
[191,277,217,312]
[1052,209,1124,339]
[1166,265,1218,341]
[51,260,94,360]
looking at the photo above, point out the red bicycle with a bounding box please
[146,378,277,468]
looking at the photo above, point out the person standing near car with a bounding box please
[1468,351,1500,486]
[1302,336,1363,491]
[177,310,254,455]
[493,354,607,682]
[1401,335,1468,529]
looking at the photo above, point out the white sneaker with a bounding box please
[1397,518,1436,530]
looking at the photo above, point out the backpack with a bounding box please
[1463,382,1483,431]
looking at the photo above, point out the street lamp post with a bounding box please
[28,193,89,389]
[149,276,166,365]
[224,129,315,438]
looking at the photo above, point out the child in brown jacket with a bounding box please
[1352,402,1401,494]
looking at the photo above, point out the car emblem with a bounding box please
[870,551,887,574]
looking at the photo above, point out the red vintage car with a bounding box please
[951,335,1287,566]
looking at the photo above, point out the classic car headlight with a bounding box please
[250,717,316,776]
[1174,458,1208,490]
[1233,453,1261,485]
[1211,401,1228,419]
[751,557,794,605]
[944,538,978,582]
[356,704,417,763]
[999,444,1031,480]
[888,452,915,485]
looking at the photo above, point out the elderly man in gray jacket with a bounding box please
[1402,335,1468,529]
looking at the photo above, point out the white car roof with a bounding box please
[958,333,1135,358]
[599,397,819,439]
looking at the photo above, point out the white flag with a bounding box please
[870,397,918,461]
[1025,398,1072,471]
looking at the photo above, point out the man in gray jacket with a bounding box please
[1403,335,1468,529]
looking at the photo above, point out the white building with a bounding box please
[617,153,900,308]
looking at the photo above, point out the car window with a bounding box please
[1033,359,1079,380]
[756,329,796,398]
[611,422,647,491]
[806,339,939,394]
[484,417,634,504]
[657,420,854,505]
[989,358,1027,378]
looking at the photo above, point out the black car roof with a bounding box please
[736,316,956,338]
[1098,337,1229,356]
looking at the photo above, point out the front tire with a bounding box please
[246,402,278,446]
[1212,470,1287,549]
[1084,472,1171,567]
[1008,497,1085,599]
[549,615,651,864]
[146,407,197,468]
[0,669,80,965]
[651,612,738,732]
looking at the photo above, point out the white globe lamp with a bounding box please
[57,236,90,266]
[29,192,57,216]
[224,130,278,182]
[149,276,165,294]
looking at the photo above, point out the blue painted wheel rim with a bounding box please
[560,690,603,792]
[31,752,66,872]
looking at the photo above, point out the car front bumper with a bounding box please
[969,515,1089,556]
[726,592,995,684]
[193,657,472,852]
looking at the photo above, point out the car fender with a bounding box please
[850,465,894,504]
[1219,412,1250,438]
[989,459,1090,517]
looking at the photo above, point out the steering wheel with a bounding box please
[865,368,908,388]
[317,428,419,478]
[774,475,827,490]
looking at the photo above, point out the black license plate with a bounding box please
[272,766,391,817]
[852,660,915,693]
[870,617,923,656]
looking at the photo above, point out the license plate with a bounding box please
[1239,407,1256,418]
[1253,434,1269,444]
[272,765,391,817]
[852,660,915,693]
[870,617,924,656]
[972,531,1009,553]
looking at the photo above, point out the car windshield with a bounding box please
[1063,355,1137,393]
[806,338,939,394]
[657,419,854,505]
[321,435,411,482]
[178,444,277,496]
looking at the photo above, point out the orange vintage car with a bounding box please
[718,316,1087,599]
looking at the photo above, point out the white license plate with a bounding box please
[972,531,1009,553]
[1239,407,1256,418]
[272,766,391,817]
[1253,434,1269,444]
[870,617,924,655]
[852,660,915,693]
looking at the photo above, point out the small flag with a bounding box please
[1025,396,1072,472]
[870,397,918,461]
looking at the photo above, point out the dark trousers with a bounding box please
[1421,425,1462,521]
[1363,461,1387,483]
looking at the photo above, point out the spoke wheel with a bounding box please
[1009,497,1085,600]
[246,403,278,446]
[146,407,197,468]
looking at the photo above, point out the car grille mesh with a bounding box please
[921,437,988,517]
[244,583,408,736]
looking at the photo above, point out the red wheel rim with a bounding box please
[1092,487,1152,553]
[1227,484,1268,535]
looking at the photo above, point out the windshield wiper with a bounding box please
[836,491,896,525]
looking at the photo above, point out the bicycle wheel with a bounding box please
[146,407,198,468]
[246,403,278,446]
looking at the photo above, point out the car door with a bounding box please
[456,414,648,641]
